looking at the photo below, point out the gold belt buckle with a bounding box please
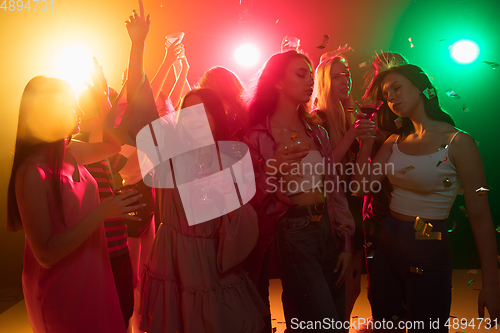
[414,217,440,240]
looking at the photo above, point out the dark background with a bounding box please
[0,0,498,296]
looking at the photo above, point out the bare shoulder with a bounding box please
[15,159,50,195]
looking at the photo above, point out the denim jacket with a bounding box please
[244,116,355,253]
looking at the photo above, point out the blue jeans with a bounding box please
[370,215,452,332]
[275,210,346,333]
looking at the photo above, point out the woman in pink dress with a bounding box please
[138,88,266,333]
[7,76,143,333]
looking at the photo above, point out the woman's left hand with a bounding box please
[479,285,500,321]
[125,0,151,44]
[335,252,353,287]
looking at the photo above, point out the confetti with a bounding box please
[462,103,469,112]
[275,19,279,24]
[468,279,475,285]
[436,154,449,167]
[447,220,457,233]
[394,117,403,129]
[437,143,448,151]
[423,87,436,99]
[160,2,164,7]
[316,34,330,49]
[398,165,415,176]
[475,186,490,195]
[445,89,461,100]
[409,267,423,275]
[366,242,373,248]
[359,61,369,68]
[496,225,500,233]
[408,37,414,48]
[467,269,478,275]
[439,39,447,42]
[483,61,499,69]
[443,178,452,188]
[459,206,468,217]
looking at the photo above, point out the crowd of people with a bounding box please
[6,1,500,332]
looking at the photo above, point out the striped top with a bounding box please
[86,154,129,257]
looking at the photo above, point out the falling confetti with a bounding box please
[437,143,448,151]
[443,177,452,188]
[445,89,461,100]
[483,61,499,69]
[316,34,330,49]
[462,103,470,112]
[439,39,447,42]
[496,225,500,233]
[409,266,423,275]
[408,37,414,48]
[398,165,415,176]
[275,19,279,24]
[437,154,449,167]
[475,186,490,195]
[359,61,369,68]
[467,269,478,275]
[447,220,457,233]
[468,279,476,286]
[459,206,468,217]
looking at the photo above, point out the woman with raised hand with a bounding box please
[7,75,143,333]
[354,64,500,331]
[245,50,355,332]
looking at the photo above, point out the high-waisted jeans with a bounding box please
[370,214,452,332]
[275,208,346,332]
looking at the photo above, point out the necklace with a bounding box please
[271,119,300,141]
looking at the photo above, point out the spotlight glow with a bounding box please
[450,40,479,64]
[234,44,260,67]
[55,45,94,96]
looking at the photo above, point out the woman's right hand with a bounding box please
[354,113,377,140]
[96,190,144,221]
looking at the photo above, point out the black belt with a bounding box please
[283,202,327,219]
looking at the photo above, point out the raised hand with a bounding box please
[125,0,151,44]
[85,57,109,98]
[164,39,184,65]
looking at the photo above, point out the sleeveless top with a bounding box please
[22,151,126,333]
[386,131,462,220]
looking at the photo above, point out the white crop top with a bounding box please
[286,150,324,196]
[386,131,462,220]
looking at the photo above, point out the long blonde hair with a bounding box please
[312,56,349,149]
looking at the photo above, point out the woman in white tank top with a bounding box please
[354,64,499,331]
